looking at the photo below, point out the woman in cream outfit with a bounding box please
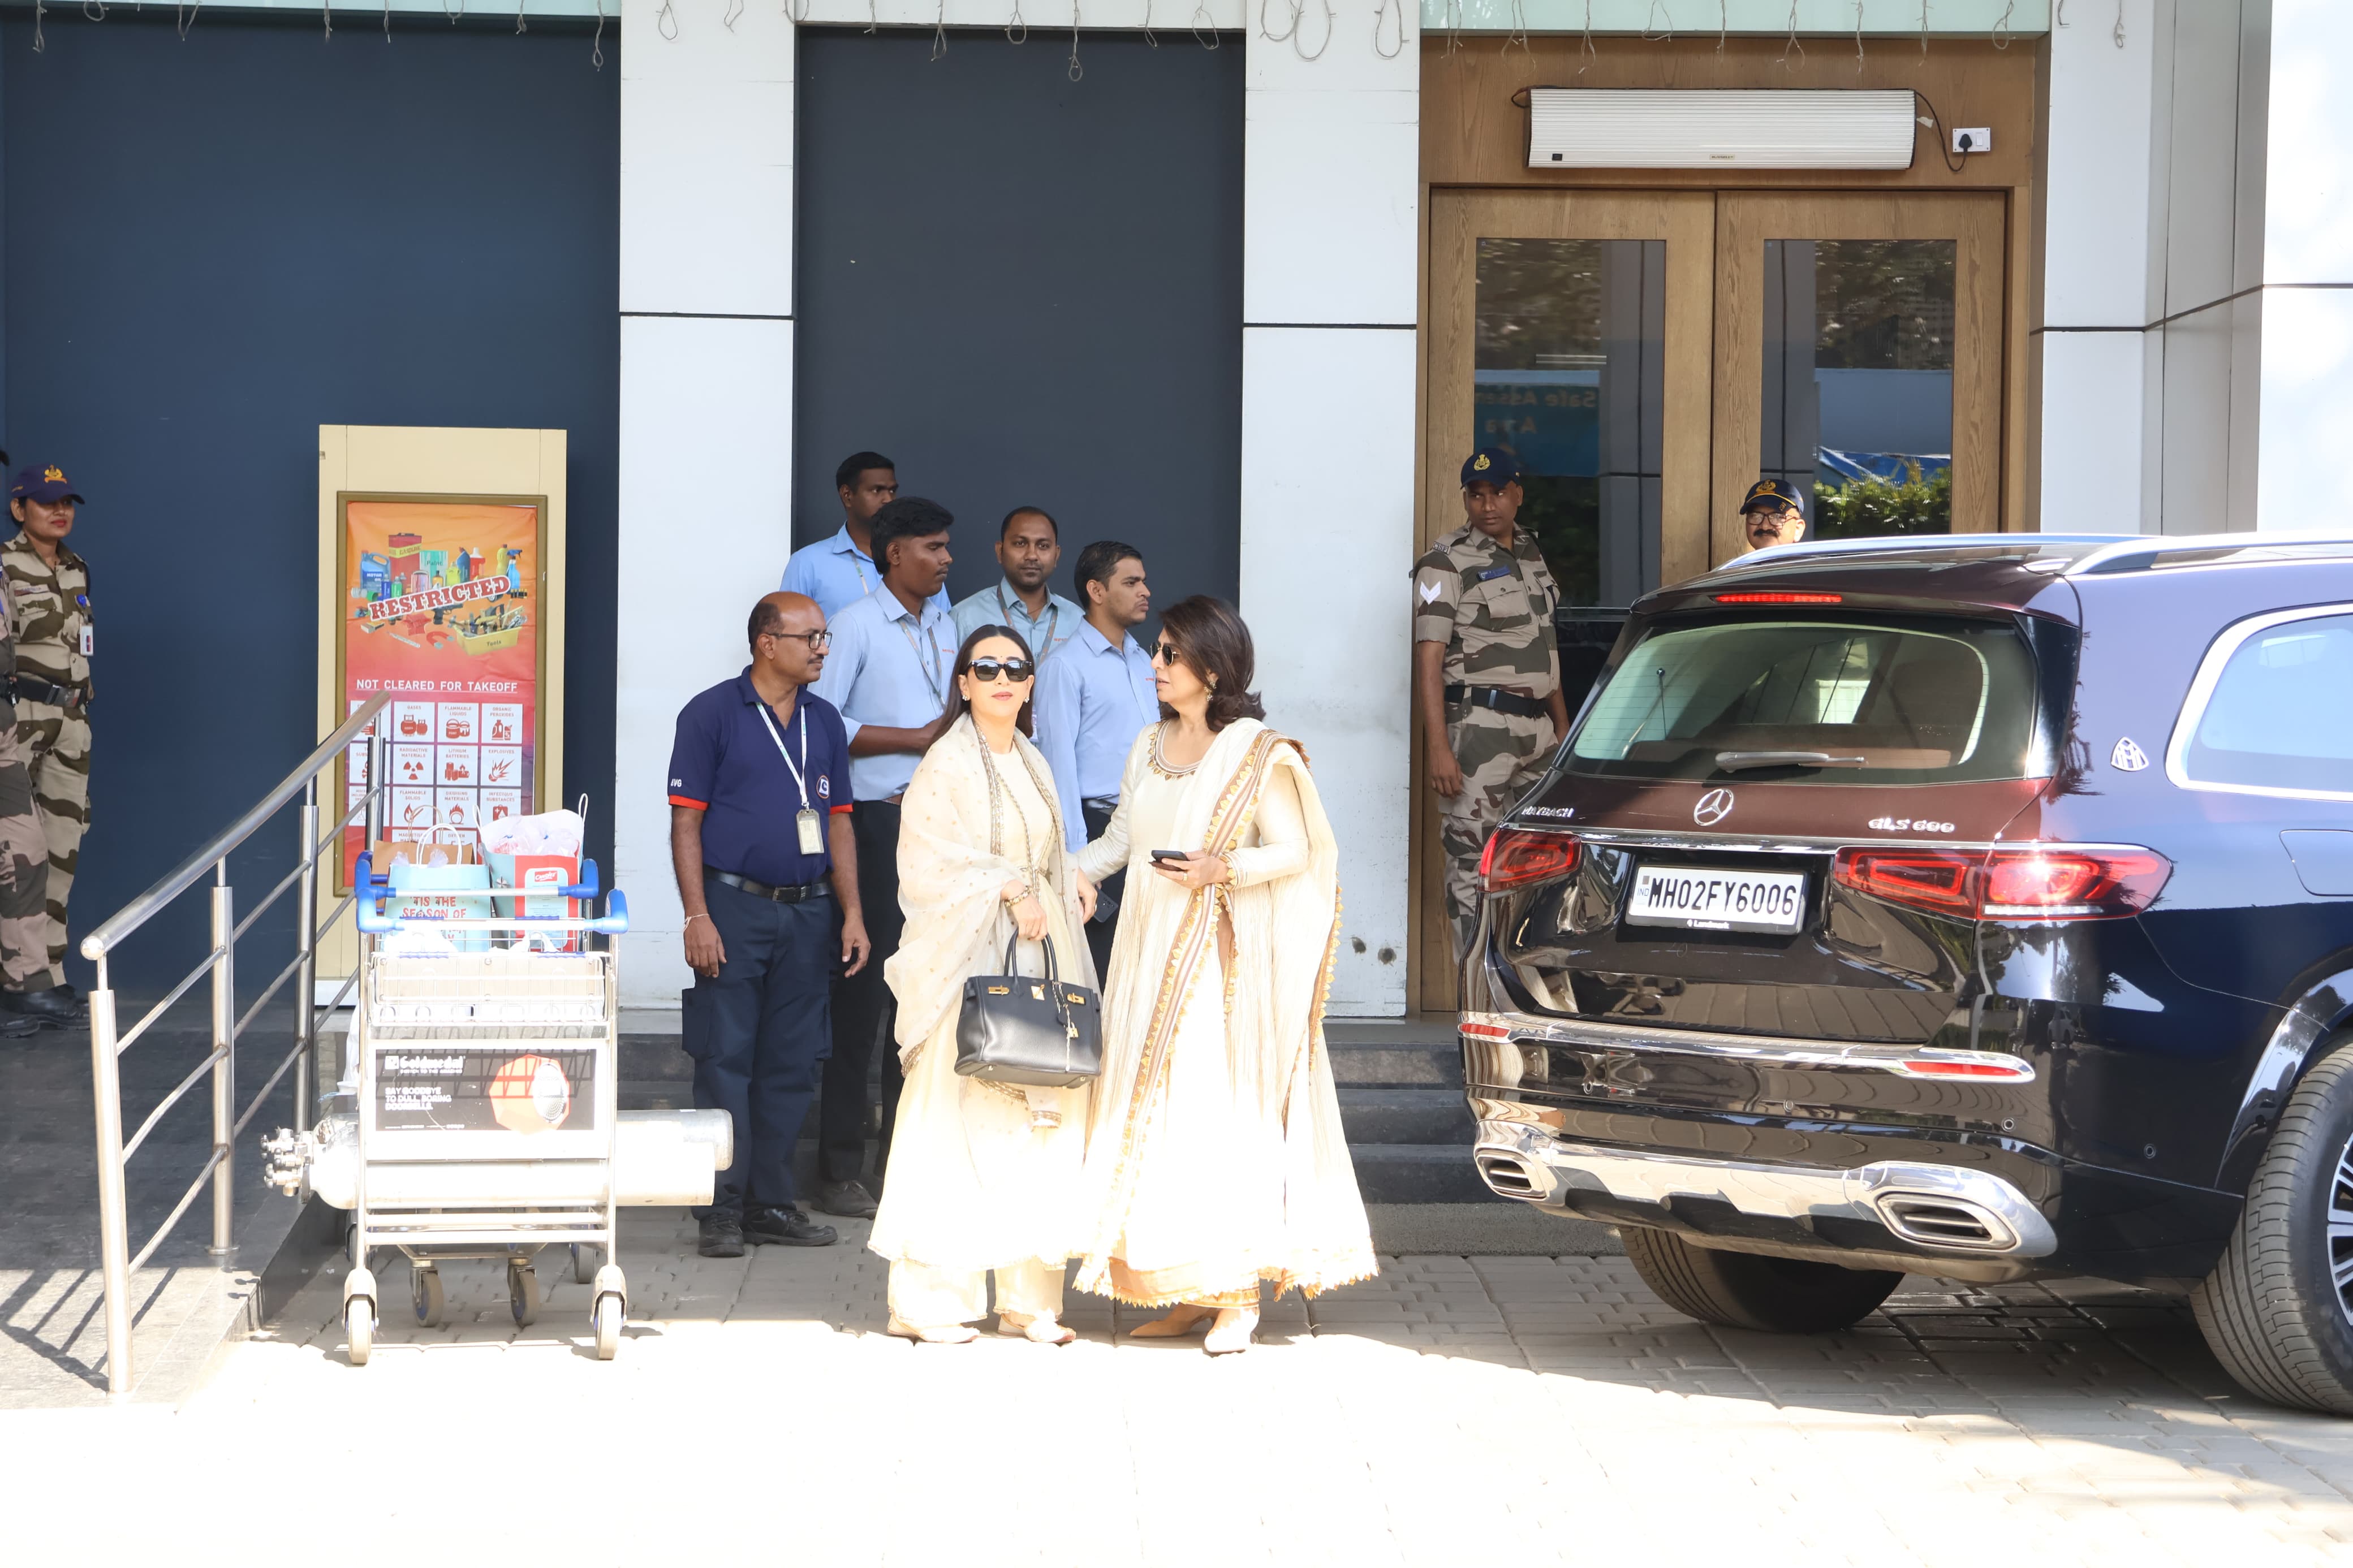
[1072,597,1375,1354]
[868,626,1096,1345]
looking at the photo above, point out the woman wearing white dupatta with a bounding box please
[869,627,1097,1345]
[1072,598,1374,1353]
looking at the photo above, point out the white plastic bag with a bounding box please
[480,809,584,858]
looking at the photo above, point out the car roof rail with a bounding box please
[1707,534,2132,574]
[2062,532,2353,576]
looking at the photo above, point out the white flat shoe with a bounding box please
[1204,1308,1259,1356]
[998,1312,1077,1345]
[886,1316,979,1345]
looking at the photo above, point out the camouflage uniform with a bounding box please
[0,571,50,992]
[1413,521,1562,958]
[2,532,88,989]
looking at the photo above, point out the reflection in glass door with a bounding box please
[1760,239,1957,539]
[1473,238,1666,607]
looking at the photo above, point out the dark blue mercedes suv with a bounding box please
[1461,532,2353,1413]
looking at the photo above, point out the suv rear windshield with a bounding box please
[1566,615,2046,784]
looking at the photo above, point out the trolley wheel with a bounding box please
[508,1263,540,1328]
[571,1244,602,1286]
[345,1298,375,1366]
[593,1292,624,1360]
[410,1267,445,1328]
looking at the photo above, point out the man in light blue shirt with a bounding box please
[950,505,1084,664]
[805,496,958,1220]
[1033,539,1156,975]
[780,449,950,618]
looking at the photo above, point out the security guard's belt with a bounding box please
[1444,684,1547,719]
[705,867,831,904]
[9,676,85,712]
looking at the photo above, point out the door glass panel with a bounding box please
[1760,239,1955,539]
[1473,238,1666,608]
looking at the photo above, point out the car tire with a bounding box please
[2192,1046,2353,1415]
[1623,1226,1903,1333]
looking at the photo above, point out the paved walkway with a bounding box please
[6,1210,2352,1564]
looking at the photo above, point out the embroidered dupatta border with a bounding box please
[1074,730,1283,1302]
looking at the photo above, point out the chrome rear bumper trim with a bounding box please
[1462,1008,2036,1082]
[1473,1118,2057,1258]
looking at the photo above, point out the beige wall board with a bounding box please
[313,425,569,993]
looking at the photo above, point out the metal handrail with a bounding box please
[82,692,390,1401]
[83,697,389,960]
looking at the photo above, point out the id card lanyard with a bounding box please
[757,700,826,857]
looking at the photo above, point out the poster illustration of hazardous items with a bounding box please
[341,500,540,876]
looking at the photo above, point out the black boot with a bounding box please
[1,985,86,1027]
[697,1211,746,1259]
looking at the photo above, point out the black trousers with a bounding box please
[821,800,906,1184]
[1081,797,1126,980]
[682,876,835,1215]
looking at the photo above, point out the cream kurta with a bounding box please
[1072,719,1375,1307]
[869,718,1096,1325]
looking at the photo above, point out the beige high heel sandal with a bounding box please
[886,1316,979,1345]
[998,1312,1078,1345]
[1203,1308,1259,1355]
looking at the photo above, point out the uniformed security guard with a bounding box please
[1738,477,1808,554]
[2,464,90,1025]
[1413,449,1570,960]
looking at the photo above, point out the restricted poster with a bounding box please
[339,498,544,880]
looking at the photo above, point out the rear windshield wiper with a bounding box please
[1714,750,1869,771]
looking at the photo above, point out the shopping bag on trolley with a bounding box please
[484,809,588,951]
[382,848,494,953]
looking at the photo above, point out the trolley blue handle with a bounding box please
[352,852,630,935]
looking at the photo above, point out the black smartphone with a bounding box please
[1149,849,1190,864]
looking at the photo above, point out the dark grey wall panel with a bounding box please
[3,14,619,990]
[795,28,1242,612]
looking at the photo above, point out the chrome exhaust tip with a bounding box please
[1474,1149,1551,1202]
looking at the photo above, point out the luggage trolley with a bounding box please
[264,854,731,1366]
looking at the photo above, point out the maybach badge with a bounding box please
[2111,737,2151,772]
[1693,788,1735,827]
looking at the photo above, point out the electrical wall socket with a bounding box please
[1953,127,1993,154]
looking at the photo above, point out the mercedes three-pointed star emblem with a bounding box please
[1694,788,1735,827]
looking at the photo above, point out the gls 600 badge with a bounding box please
[1868,815,1957,834]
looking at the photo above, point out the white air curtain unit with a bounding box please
[1525,89,1919,171]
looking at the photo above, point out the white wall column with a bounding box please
[1238,21,1418,1016]
[2037,0,2162,534]
[2255,0,2353,533]
[615,0,798,1009]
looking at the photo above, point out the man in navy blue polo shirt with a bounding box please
[669,590,870,1258]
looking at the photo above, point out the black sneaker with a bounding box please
[813,1180,880,1220]
[744,1205,838,1247]
[698,1211,745,1258]
[0,1012,38,1040]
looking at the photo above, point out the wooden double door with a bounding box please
[1413,187,2008,1009]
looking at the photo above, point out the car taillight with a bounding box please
[1712,591,1843,604]
[1979,848,2170,917]
[1479,827,1580,892]
[1833,849,1977,917]
[1833,844,2170,921]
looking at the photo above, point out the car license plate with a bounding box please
[1627,865,1808,934]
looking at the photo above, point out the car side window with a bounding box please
[2180,612,2353,795]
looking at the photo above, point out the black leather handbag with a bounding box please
[955,931,1102,1088]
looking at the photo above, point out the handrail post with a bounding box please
[88,977,133,1398]
[209,869,237,1268]
[293,779,320,1129]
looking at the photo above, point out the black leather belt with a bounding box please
[1445,684,1548,719]
[705,867,831,903]
[10,676,85,712]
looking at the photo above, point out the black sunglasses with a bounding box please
[967,658,1035,684]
